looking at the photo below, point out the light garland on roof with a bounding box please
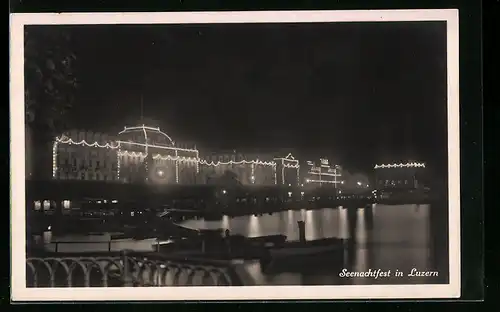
[116,140,196,153]
[175,150,179,183]
[119,125,175,146]
[374,162,425,169]
[199,159,276,167]
[56,137,120,149]
[304,159,342,187]
[56,135,195,153]
[308,171,341,177]
[273,154,300,186]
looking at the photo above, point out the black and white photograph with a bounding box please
[10,10,460,300]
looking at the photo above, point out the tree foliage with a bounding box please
[24,27,78,141]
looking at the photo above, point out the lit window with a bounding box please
[62,200,70,209]
[34,201,41,211]
[43,200,50,210]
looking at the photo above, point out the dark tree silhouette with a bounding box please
[24,27,78,180]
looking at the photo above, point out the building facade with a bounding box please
[374,162,426,190]
[52,124,307,186]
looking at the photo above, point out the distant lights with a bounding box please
[306,180,340,184]
[374,162,425,169]
[308,171,341,177]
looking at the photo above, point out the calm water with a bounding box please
[180,204,449,285]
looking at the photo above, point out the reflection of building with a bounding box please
[51,124,301,186]
[374,162,426,190]
[303,158,342,188]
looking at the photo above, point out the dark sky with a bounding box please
[30,22,448,173]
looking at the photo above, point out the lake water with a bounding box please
[180,204,449,285]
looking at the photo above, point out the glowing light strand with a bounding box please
[374,162,425,169]
[53,135,308,185]
[199,159,276,167]
[119,125,175,146]
[56,137,120,149]
[307,179,340,184]
[116,140,195,152]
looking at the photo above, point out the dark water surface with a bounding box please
[180,204,449,285]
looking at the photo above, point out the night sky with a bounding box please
[28,22,448,174]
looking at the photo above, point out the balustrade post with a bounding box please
[120,249,133,286]
[297,221,306,243]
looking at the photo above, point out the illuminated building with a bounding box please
[53,130,119,182]
[374,162,426,190]
[199,151,276,185]
[303,158,342,188]
[274,153,300,186]
[51,124,300,186]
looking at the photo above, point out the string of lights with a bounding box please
[374,162,425,169]
[56,137,120,149]
[306,179,340,184]
[118,125,175,146]
[52,132,307,185]
[116,140,197,152]
[174,150,179,183]
[117,147,121,180]
[52,141,58,178]
[308,171,341,177]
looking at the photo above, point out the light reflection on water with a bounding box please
[180,204,442,285]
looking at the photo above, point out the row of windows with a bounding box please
[59,158,117,169]
[56,172,118,181]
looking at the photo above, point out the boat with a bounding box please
[43,232,158,253]
[268,237,345,258]
[260,237,346,273]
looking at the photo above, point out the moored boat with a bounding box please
[268,237,345,258]
[260,237,346,273]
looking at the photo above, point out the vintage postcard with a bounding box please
[10,10,460,301]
